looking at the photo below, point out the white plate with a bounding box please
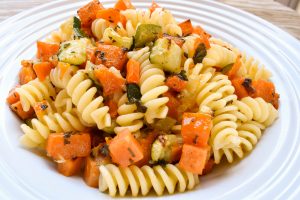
[0,0,300,199]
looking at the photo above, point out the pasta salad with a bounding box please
[6,0,279,197]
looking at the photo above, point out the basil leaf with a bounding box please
[221,63,234,74]
[73,16,87,38]
[193,43,207,64]
[177,70,188,81]
[127,83,142,104]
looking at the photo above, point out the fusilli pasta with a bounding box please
[99,164,199,197]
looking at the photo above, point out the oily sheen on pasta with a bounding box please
[7,0,280,197]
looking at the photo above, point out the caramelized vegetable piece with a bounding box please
[166,76,187,92]
[163,91,181,120]
[108,129,144,167]
[57,62,71,79]
[193,25,211,49]
[149,0,160,13]
[181,112,212,147]
[105,98,118,119]
[36,41,60,62]
[231,77,250,99]
[10,101,34,120]
[202,158,214,175]
[33,100,51,120]
[135,132,158,167]
[227,55,242,80]
[251,79,279,109]
[96,8,123,25]
[19,60,37,85]
[178,19,193,36]
[6,86,20,105]
[33,62,53,81]
[84,156,100,187]
[94,65,125,96]
[95,43,128,70]
[46,132,91,161]
[178,144,210,174]
[57,157,85,177]
[126,59,140,84]
[114,0,134,10]
[77,0,104,27]
[86,47,96,63]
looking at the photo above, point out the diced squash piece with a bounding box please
[57,157,85,177]
[33,100,52,120]
[126,59,140,84]
[10,101,34,120]
[202,159,214,175]
[77,0,104,27]
[105,98,118,119]
[193,25,211,49]
[108,129,143,167]
[37,41,60,62]
[84,156,100,187]
[114,0,134,10]
[103,27,133,49]
[181,112,212,147]
[95,43,128,70]
[135,132,158,167]
[231,77,250,99]
[94,65,125,96]
[178,19,193,36]
[57,62,71,79]
[251,79,279,109]
[178,144,209,174]
[18,60,37,85]
[227,55,242,80]
[96,8,122,25]
[149,1,160,13]
[33,62,53,81]
[134,24,162,48]
[166,76,187,92]
[86,47,96,63]
[6,86,20,105]
[46,132,91,161]
[163,91,181,120]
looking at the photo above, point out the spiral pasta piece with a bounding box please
[16,78,56,112]
[45,17,74,44]
[99,164,199,197]
[202,44,237,68]
[91,18,109,40]
[54,89,73,113]
[19,109,85,148]
[121,8,182,36]
[50,65,78,89]
[128,47,169,123]
[114,94,144,133]
[237,52,272,81]
[66,71,111,129]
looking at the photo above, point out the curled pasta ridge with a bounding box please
[99,164,199,197]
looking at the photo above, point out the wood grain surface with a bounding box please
[0,0,300,40]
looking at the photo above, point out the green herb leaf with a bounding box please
[221,63,234,74]
[73,16,87,38]
[193,43,207,64]
[127,83,142,104]
[177,70,188,81]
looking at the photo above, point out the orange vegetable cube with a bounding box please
[178,19,193,36]
[36,41,59,62]
[57,157,85,177]
[114,0,134,11]
[108,129,143,167]
[178,144,209,174]
[10,101,34,120]
[6,86,20,105]
[83,156,100,188]
[181,112,212,147]
[165,76,187,92]
[33,62,54,81]
[126,59,140,84]
[46,132,91,161]
[77,0,104,27]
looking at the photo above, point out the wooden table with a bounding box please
[0,0,300,40]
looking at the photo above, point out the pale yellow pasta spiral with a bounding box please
[91,18,109,40]
[54,89,73,113]
[16,78,56,112]
[66,71,111,129]
[20,109,85,148]
[50,65,78,89]
[237,52,272,81]
[45,17,74,44]
[202,44,237,68]
[121,8,182,36]
[128,47,169,123]
[114,93,144,133]
[99,164,199,197]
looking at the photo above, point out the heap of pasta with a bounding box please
[6,0,279,197]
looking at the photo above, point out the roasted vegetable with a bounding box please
[151,134,180,163]
[134,24,162,48]
[73,16,88,39]
[58,39,90,65]
[126,83,142,104]
[193,43,207,64]
[103,27,133,49]
[150,38,182,73]
[152,117,176,132]
[85,61,100,84]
